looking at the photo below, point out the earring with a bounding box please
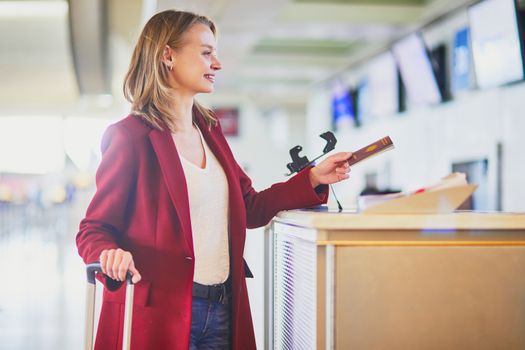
[167,64,172,71]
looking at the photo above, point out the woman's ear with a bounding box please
[162,45,174,71]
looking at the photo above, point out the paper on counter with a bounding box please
[357,173,477,214]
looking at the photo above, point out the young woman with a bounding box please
[76,9,352,350]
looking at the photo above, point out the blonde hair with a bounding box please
[123,10,217,131]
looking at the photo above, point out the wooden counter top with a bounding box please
[274,207,525,231]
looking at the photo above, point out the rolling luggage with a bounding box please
[85,262,134,350]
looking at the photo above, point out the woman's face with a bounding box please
[168,23,221,95]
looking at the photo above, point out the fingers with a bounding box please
[331,151,353,163]
[327,152,353,171]
[128,260,142,284]
[117,250,131,281]
[338,173,350,181]
[335,162,350,175]
[100,249,108,275]
[335,162,351,183]
[100,249,115,277]
[109,249,122,280]
[99,249,141,282]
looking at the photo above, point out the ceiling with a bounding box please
[0,0,477,111]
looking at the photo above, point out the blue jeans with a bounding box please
[189,296,231,349]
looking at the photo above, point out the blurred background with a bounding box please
[1,0,525,348]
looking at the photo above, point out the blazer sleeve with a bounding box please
[238,164,329,229]
[76,123,137,267]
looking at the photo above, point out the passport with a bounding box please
[348,136,394,167]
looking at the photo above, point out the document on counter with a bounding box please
[357,172,477,214]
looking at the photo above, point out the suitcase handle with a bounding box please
[85,262,135,350]
[86,262,134,285]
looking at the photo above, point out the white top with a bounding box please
[177,126,230,285]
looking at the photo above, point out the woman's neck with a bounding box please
[168,93,195,133]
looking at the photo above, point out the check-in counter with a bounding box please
[265,209,525,350]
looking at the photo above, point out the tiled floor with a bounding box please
[0,194,266,349]
[0,204,88,350]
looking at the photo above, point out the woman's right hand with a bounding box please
[100,248,142,284]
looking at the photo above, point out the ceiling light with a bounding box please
[0,1,67,19]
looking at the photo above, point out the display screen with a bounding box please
[357,80,370,125]
[468,0,524,88]
[367,51,399,117]
[452,27,472,93]
[331,81,356,130]
[392,33,442,107]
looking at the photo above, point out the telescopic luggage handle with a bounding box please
[86,262,134,285]
[85,262,135,350]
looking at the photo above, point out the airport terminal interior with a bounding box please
[1,0,525,349]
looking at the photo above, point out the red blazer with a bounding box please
[76,111,328,349]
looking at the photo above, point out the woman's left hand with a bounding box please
[309,152,353,188]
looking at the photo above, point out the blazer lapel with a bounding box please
[149,128,194,256]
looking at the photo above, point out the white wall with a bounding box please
[306,80,525,212]
[306,6,525,212]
